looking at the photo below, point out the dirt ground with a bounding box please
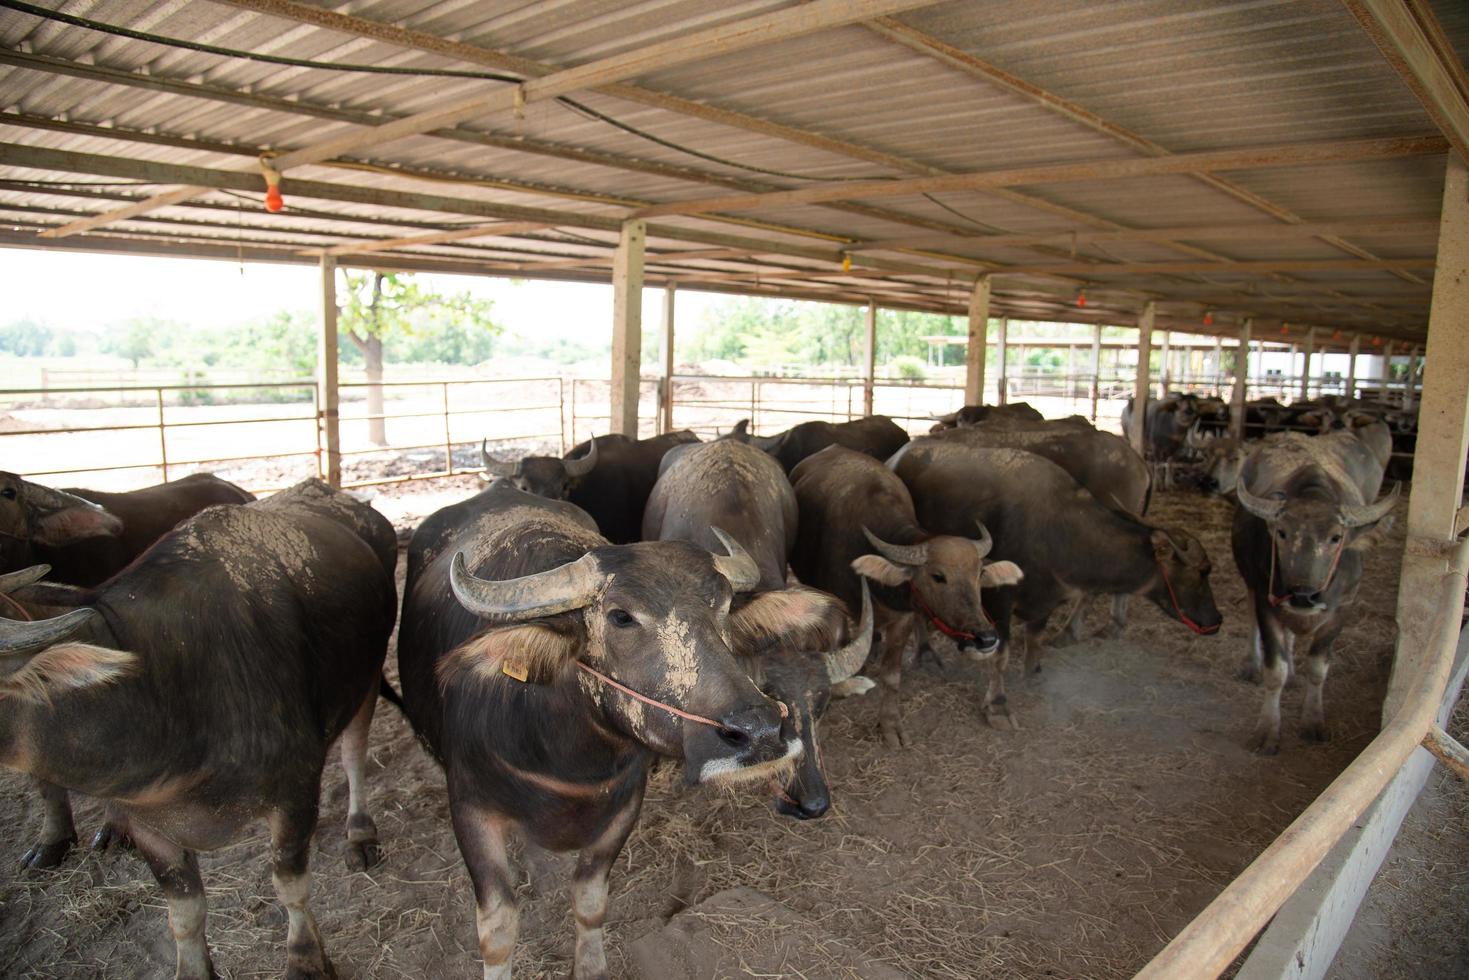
[0,479,1459,980]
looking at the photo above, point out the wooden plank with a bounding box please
[996,259,1435,277]
[863,301,877,416]
[995,317,1009,406]
[1234,633,1469,980]
[1346,0,1469,162]
[318,254,341,488]
[964,277,991,404]
[1131,304,1155,456]
[1390,154,1469,718]
[1232,320,1252,441]
[611,220,646,437]
[660,286,676,435]
[632,137,1450,219]
[35,0,946,238]
[319,221,562,256]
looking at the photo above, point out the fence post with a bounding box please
[557,377,567,454]
[442,381,453,475]
[318,255,342,488]
[660,285,676,434]
[995,317,1009,405]
[1130,303,1154,457]
[1089,324,1102,421]
[569,379,578,447]
[155,387,169,482]
[863,301,876,417]
[1232,319,1252,442]
[965,276,991,405]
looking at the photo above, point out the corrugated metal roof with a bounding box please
[0,0,1459,343]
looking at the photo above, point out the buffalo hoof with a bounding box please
[831,676,876,699]
[286,954,337,980]
[1237,661,1262,685]
[1301,721,1330,743]
[1247,727,1280,756]
[20,834,75,871]
[984,701,1019,731]
[345,839,381,872]
[91,822,134,853]
[176,962,221,980]
[881,724,910,749]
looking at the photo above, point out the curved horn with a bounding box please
[972,520,993,560]
[710,527,761,592]
[0,607,98,657]
[824,579,872,684]
[1236,483,1286,522]
[479,440,515,480]
[0,564,51,595]
[1185,422,1210,450]
[861,526,928,567]
[927,411,958,425]
[562,437,599,479]
[1341,482,1401,528]
[449,550,603,620]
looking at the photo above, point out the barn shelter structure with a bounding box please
[2,0,1469,976]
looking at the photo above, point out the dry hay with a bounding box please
[0,484,1441,979]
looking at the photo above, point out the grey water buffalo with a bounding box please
[397,483,826,979]
[480,437,600,502]
[927,402,1044,430]
[1231,430,1398,754]
[891,441,1221,714]
[1123,392,1201,463]
[753,416,910,474]
[1,471,254,585]
[791,446,1022,741]
[643,439,872,817]
[0,479,396,979]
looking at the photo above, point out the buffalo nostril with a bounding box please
[801,798,829,819]
[715,704,781,751]
[717,727,750,749]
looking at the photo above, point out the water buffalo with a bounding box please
[1,472,123,578]
[753,416,910,474]
[1232,430,1398,754]
[1123,392,1199,463]
[791,446,1022,741]
[397,484,827,979]
[891,440,1221,716]
[643,439,872,817]
[480,436,600,501]
[927,402,1044,430]
[0,479,396,979]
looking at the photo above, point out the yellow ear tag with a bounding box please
[501,658,529,682]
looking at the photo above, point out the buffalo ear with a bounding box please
[437,622,579,687]
[1,643,136,704]
[981,560,1023,588]
[730,587,841,653]
[851,554,912,587]
[32,505,123,546]
[1347,516,1395,552]
[1149,528,1177,562]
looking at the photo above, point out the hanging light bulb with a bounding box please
[1075,289,1086,308]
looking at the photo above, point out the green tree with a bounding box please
[338,272,498,445]
[104,317,165,368]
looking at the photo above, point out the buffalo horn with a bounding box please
[862,527,928,566]
[927,411,958,425]
[479,440,516,480]
[0,607,98,657]
[449,549,603,620]
[0,564,51,595]
[710,528,761,592]
[972,521,994,560]
[1341,482,1401,528]
[1185,422,1210,450]
[562,438,599,479]
[1236,483,1286,521]
[824,579,873,684]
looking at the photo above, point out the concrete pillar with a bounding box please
[318,254,341,488]
[1389,154,1469,717]
[1404,345,1420,411]
[964,276,991,405]
[1347,334,1360,399]
[1232,318,1251,442]
[610,219,645,436]
[995,317,1009,405]
[1160,331,1172,396]
[1301,327,1315,401]
[1131,302,1155,456]
[863,301,877,417]
[1089,324,1102,421]
[659,285,676,434]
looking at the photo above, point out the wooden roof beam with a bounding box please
[997,258,1435,277]
[32,0,943,238]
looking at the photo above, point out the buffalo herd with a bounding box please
[0,397,1402,978]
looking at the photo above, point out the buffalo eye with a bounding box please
[931,572,947,584]
[607,609,637,629]
[1276,529,1287,540]
[1329,533,1342,544]
[0,487,13,500]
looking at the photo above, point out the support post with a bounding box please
[1130,302,1155,456]
[1347,334,1360,399]
[1232,319,1252,442]
[1403,345,1420,411]
[1214,338,1224,395]
[1389,154,1469,718]
[964,276,991,405]
[863,300,877,416]
[318,254,341,488]
[995,317,1009,405]
[1380,340,1394,400]
[659,285,676,434]
[1089,324,1102,421]
[610,219,645,437]
[1160,330,1172,396]
[1301,327,1315,401]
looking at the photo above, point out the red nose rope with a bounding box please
[908,584,988,641]
[574,660,788,729]
[0,590,32,622]
[1156,559,1220,636]
[1265,530,1347,609]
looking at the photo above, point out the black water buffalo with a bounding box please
[643,439,871,817]
[397,484,827,978]
[791,446,1023,741]
[1,472,123,578]
[568,431,703,543]
[891,441,1221,715]
[1232,430,1398,754]
[2,472,256,586]
[927,402,1044,430]
[480,436,600,501]
[753,416,910,474]
[0,479,396,978]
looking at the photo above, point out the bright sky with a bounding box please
[0,247,726,341]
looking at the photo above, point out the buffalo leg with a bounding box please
[1248,603,1293,755]
[1301,622,1342,742]
[983,597,1018,730]
[1104,594,1129,639]
[339,676,382,871]
[91,803,134,853]
[571,790,644,979]
[21,779,76,870]
[131,820,216,980]
[1052,595,1086,648]
[876,609,913,749]
[269,797,336,980]
[1238,590,1263,683]
[452,804,519,980]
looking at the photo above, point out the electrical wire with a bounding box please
[5,178,159,188]
[920,193,1008,235]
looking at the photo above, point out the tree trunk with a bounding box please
[364,335,386,446]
